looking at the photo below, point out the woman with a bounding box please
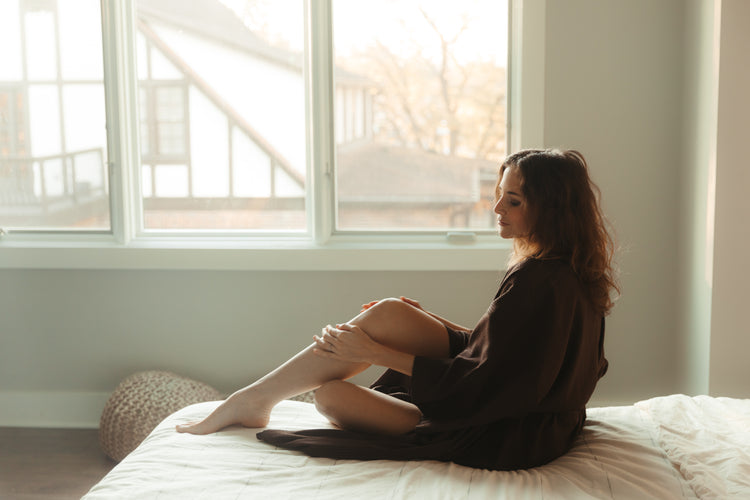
[177,148,618,470]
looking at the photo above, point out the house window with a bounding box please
[134,1,307,230]
[332,0,507,231]
[0,0,509,241]
[0,0,110,230]
[139,84,188,160]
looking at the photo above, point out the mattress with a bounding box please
[84,394,750,499]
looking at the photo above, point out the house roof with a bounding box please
[137,0,371,85]
[336,142,498,203]
[134,0,492,204]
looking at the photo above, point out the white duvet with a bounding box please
[84,395,750,499]
[635,395,750,499]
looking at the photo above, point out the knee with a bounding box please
[313,380,349,417]
[367,297,410,315]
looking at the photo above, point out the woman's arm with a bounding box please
[314,323,416,375]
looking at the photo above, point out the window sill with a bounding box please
[0,236,511,271]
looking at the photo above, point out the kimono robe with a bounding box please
[257,258,609,470]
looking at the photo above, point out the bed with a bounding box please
[84,394,750,499]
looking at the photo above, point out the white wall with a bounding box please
[707,0,750,398]
[5,0,747,427]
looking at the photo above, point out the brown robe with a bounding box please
[257,258,608,470]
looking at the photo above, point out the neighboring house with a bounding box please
[337,142,497,229]
[136,0,372,214]
[1,0,493,230]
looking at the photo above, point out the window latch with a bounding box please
[446,232,476,245]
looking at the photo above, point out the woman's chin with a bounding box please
[497,227,513,239]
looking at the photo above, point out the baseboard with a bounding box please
[0,391,110,428]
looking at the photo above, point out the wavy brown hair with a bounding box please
[498,149,619,315]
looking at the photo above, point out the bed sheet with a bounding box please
[84,397,709,499]
[635,395,750,499]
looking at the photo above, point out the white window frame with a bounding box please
[0,0,544,271]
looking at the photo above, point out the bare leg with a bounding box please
[314,380,422,435]
[176,298,449,434]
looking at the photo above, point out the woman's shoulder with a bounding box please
[505,257,575,284]
[491,258,579,314]
[499,257,581,300]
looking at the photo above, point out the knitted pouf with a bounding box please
[289,390,315,404]
[99,371,222,461]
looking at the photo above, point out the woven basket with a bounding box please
[289,391,315,404]
[99,371,222,461]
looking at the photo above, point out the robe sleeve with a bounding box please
[410,261,587,427]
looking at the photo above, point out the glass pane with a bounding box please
[136,0,306,231]
[0,0,110,231]
[333,0,508,231]
[0,2,23,80]
[59,3,103,80]
[154,165,189,197]
[24,9,57,80]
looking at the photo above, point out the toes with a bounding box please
[175,422,203,434]
[175,423,189,432]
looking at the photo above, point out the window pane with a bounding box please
[136,0,306,231]
[24,9,57,80]
[0,2,23,81]
[58,3,103,80]
[0,0,110,231]
[333,0,508,231]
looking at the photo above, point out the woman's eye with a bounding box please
[510,200,520,207]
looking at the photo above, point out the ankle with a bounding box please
[230,386,277,409]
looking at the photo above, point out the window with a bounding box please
[0,0,110,230]
[332,0,507,231]
[1,0,514,266]
[135,0,307,231]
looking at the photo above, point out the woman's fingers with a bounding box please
[360,300,379,312]
[314,324,349,349]
[324,324,342,339]
[399,296,422,309]
[313,323,376,364]
[313,326,338,352]
[363,298,424,313]
[313,329,347,359]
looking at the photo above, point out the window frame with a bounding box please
[0,0,544,271]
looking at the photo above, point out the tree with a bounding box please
[338,5,507,162]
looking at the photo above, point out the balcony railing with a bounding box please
[0,148,108,226]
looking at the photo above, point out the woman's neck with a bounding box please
[510,239,540,266]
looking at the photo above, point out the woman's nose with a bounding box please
[493,198,504,214]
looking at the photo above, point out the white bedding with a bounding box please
[84,395,750,499]
[635,395,750,499]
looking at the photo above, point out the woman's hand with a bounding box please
[313,323,382,364]
[398,296,424,311]
[361,297,422,313]
[360,300,379,312]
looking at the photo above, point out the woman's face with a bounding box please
[493,166,531,240]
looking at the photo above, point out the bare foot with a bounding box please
[175,389,272,435]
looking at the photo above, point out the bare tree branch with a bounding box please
[476,90,505,157]
[339,6,506,160]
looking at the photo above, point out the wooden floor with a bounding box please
[0,427,115,500]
